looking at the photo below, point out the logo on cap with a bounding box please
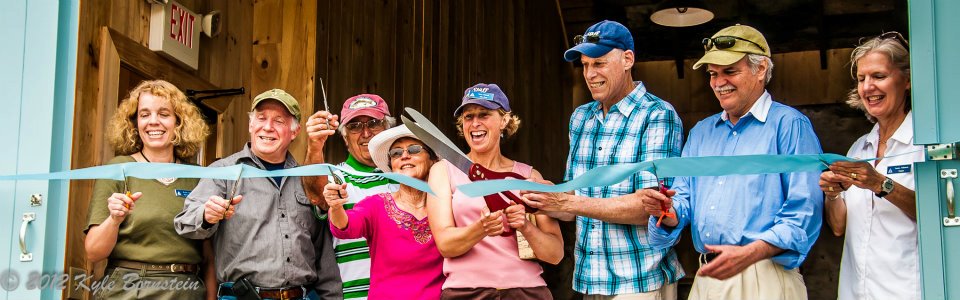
[349,97,377,109]
[466,90,495,101]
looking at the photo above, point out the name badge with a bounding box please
[175,189,192,198]
[888,164,911,174]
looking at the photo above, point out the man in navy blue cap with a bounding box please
[522,20,684,299]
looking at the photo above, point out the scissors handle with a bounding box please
[655,180,676,227]
[467,164,538,213]
[468,164,540,237]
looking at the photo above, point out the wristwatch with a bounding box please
[875,176,895,197]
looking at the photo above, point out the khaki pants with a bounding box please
[583,282,677,300]
[94,267,205,300]
[689,259,806,300]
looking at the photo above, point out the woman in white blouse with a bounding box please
[819,32,923,300]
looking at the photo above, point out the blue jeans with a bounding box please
[217,282,319,300]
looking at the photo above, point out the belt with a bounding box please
[109,259,198,273]
[699,252,719,265]
[218,283,307,300]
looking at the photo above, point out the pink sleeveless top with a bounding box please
[441,159,547,289]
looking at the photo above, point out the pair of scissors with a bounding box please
[655,180,676,227]
[222,168,243,220]
[121,167,131,209]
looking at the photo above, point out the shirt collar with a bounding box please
[866,111,914,148]
[345,153,380,172]
[239,142,298,169]
[591,81,646,119]
[719,91,772,124]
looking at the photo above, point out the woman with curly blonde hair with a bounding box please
[85,79,214,299]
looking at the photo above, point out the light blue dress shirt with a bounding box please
[648,92,823,269]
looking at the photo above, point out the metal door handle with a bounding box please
[942,169,959,226]
[20,212,35,261]
[949,180,956,219]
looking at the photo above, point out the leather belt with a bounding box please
[109,259,198,273]
[699,252,719,265]
[218,283,306,300]
[258,287,305,300]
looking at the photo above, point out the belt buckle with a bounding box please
[169,264,181,273]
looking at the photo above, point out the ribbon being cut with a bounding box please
[0,108,927,199]
[0,144,922,200]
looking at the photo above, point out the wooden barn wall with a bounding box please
[66,0,255,295]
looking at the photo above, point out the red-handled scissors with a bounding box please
[655,180,676,227]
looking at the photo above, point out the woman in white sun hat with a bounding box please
[324,124,444,299]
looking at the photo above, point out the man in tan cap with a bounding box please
[641,25,824,299]
[175,89,342,299]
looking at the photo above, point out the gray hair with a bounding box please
[248,111,301,131]
[746,54,774,85]
[338,115,397,137]
[845,34,911,123]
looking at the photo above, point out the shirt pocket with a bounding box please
[291,191,317,229]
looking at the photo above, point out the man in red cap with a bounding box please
[302,94,399,300]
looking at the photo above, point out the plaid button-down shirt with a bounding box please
[564,82,685,295]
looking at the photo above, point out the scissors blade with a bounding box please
[319,77,330,112]
[401,115,474,175]
[403,107,467,158]
[224,167,243,219]
[327,165,344,198]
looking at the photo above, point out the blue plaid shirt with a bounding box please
[564,82,685,295]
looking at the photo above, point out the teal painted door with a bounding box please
[0,0,77,299]
[910,0,960,299]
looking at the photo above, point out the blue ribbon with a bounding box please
[455,154,854,197]
[0,162,435,196]
[0,150,924,198]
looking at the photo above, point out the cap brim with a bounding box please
[252,98,300,120]
[341,109,387,125]
[454,100,503,117]
[564,43,615,62]
[692,50,747,70]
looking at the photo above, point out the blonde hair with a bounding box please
[107,80,210,161]
[846,33,911,123]
[455,108,521,139]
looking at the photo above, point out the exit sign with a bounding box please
[149,0,200,69]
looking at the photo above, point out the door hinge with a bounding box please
[927,143,958,161]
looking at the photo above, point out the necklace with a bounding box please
[140,150,178,185]
[397,193,427,209]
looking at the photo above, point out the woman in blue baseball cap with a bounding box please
[426,83,564,299]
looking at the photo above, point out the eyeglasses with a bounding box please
[344,119,387,134]
[388,144,425,159]
[877,31,909,50]
[573,32,601,45]
[702,36,766,53]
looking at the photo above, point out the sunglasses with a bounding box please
[573,32,601,45]
[388,144,425,159]
[344,119,387,134]
[702,36,766,53]
[877,31,909,50]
